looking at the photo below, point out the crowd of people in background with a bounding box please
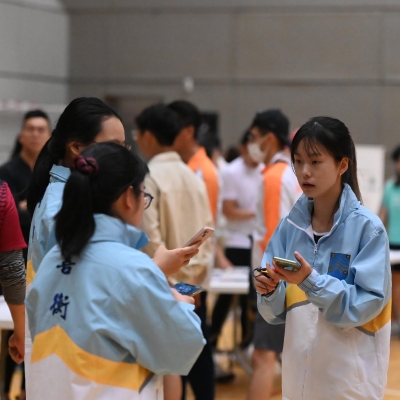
[0,97,394,400]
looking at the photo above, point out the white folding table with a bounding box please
[208,267,252,374]
[390,250,400,266]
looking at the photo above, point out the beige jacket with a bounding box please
[141,151,214,285]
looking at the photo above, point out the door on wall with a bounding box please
[105,95,163,152]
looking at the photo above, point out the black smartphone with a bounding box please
[173,282,203,297]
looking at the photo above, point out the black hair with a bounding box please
[221,129,251,162]
[27,97,121,216]
[23,109,50,127]
[167,100,202,140]
[55,142,148,259]
[391,145,400,186]
[11,109,51,158]
[135,103,183,146]
[240,129,252,146]
[392,145,400,162]
[291,116,362,201]
[224,146,240,163]
[251,109,290,148]
[198,131,221,160]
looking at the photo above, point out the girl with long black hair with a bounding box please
[25,97,200,394]
[26,142,205,399]
[254,117,391,399]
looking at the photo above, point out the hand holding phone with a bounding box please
[254,266,272,279]
[269,252,312,286]
[253,265,278,295]
[273,257,301,272]
[173,282,203,297]
[170,288,195,305]
[153,245,200,277]
[183,226,214,247]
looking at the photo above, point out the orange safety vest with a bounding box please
[261,161,288,251]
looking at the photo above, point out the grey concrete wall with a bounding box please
[65,1,400,173]
[0,0,69,104]
[0,0,69,162]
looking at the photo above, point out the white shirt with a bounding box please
[221,157,264,249]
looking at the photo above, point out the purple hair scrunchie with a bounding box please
[72,155,99,177]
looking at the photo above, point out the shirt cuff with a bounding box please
[298,269,319,294]
[179,302,196,312]
[258,282,282,302]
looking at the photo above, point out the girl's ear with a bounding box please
[340,157,349,176]
[68,141,84,158]
[118,187,133,210]
[121,186,141,213]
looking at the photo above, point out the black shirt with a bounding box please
[0,155,31,204]
[314,234,323,244]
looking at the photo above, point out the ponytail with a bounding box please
[55,168,95,259]
[55,142,148,259]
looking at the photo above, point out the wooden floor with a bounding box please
[7,323,400,399]
[188,337,400,400]
[189,303,400,400]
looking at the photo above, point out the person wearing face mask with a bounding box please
[246,109,302,400]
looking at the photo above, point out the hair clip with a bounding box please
[72,155,99,177]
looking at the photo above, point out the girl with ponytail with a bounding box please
[254,117,391,399]
[25,98,200,394]
[25,97,126,391]
[26,142,205,400]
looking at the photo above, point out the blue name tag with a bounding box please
[328,253,350,280]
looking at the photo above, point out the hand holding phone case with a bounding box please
[183,226,215,247]
[273,257,301,271]
[173,282,203,296]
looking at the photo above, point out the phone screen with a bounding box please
[173,282,203,296]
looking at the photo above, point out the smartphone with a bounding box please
[183,226,215,247]
[173,282,203,297]
[273,257,301,271]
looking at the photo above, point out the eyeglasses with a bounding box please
[141,191,154,210]
[92,140,132,151]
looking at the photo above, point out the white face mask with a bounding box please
[247,142,266,164]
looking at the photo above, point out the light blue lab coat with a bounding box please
[258,184,391,400]
[26,214,205,399]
